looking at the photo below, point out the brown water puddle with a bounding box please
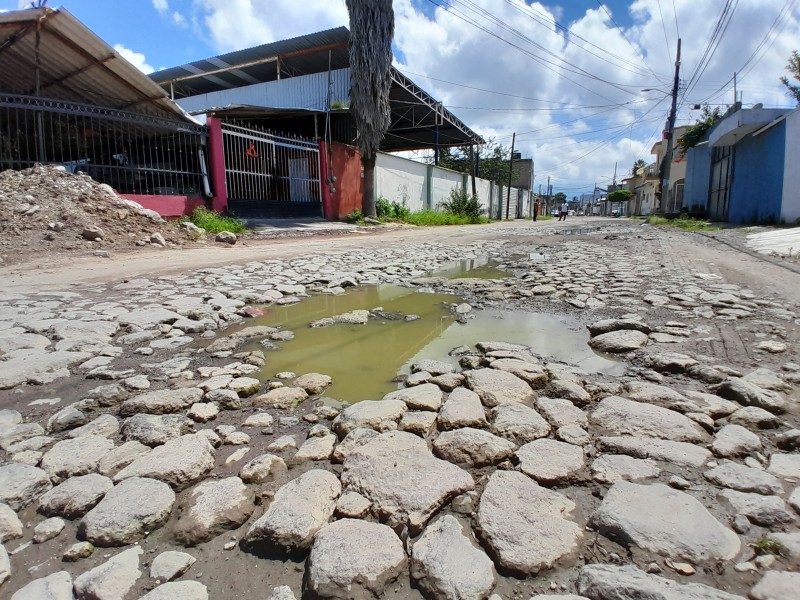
[243,285,621,404]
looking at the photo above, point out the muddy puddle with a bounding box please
[432,256,511,279]
[242,285,622,404]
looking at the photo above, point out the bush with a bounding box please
[645,214,717,231]
[390,200,411,221]
[180,207,247,234]
[344,209,364,223]
[441,188,485,222]
[404,210,489,226]
[376,197,392,218]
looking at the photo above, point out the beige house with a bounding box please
[621,162,659,216]
[651,125,689,213]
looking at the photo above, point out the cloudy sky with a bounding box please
[5,0,799,196]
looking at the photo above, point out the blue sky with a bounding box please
[3,1,798,195]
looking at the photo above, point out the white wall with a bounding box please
[782,110,800,224]
[375,153,428,212]
[430,166,464,210]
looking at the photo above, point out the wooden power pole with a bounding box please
[505,132,515,220]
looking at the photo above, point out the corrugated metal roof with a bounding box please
[0,7,195,123]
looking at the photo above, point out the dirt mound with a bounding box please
[0,164,201,266]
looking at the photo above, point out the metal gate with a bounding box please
[709,145,733,221]
[221,122,322,218]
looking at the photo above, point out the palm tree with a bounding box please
[345,0,394,217]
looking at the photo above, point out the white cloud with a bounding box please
[173,10,186,26]
[186,0,800,191]
[153,0,169,14]
[114,44,155,74]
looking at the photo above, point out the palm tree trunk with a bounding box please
[362,154,376,217]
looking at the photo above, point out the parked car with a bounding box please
[568,210,575,216]
[550,210,559,216]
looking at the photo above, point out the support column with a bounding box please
[319,140,333,220]
[206,116,228,213]
[426,165,434,211]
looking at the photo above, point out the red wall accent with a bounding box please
[206,115,228,213]
[330,142,363,220]
[123,195,206,218]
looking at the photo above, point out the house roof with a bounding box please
[150,27,483,151]
[0,7,195,123]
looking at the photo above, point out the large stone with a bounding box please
[516,438,585,484]
[0,542,8,588]
[433,428,515,467]
[681,390,740,417]
[38,473,113,518]
[400,411,438,436]
[716,378,786,414]
[412,359,455,376]
[477,470,581,575]
[0,463,52,510]
[536,397,587,429]
[465,369,534,407]
[719,489,795,526]
[0,349,91,390]
[383,383,443,411]
[68,414,120,439]
[9,571,74,600]
[239,453,287,484]
[589,481,740,562]
[624,382,698,413]
[0,423,45,451]
[46,405,88,433]
[588,330,648,353]
[242,469,340,555]
[122,413,193,447]
[293,433,337,463]
[98,441,150,476]
[410,515,495,600]
[490,403,550,443]
[40,436,114,482]
[598,436,712,467]
[0,503,23,542]
[704,462,783,495]
[342,431,473,534]
[73,546,142,600]
[33,516,65,543]
[119,388,204,416]
[590,396,709,443]
[254,387,309,409]
[712,424,761,457]
[172,477,254,546]
[332,400,407,437]
[438,387,488,430]
[113,434,215,491]
[488,358,548,387]
[118,307,182,329]
[548,380,591,405]
[292,373,332,394]
[750,571,800,600]
[331,428,378,463]
[591,455,661,484]
[588,318,651,336]
[150,551,196,581]
[138,581,208,600]
[305,519,407,599]
[79,477,174,546]
[767,453,800,480]
[729,406,780,429]
[576,564,746,600]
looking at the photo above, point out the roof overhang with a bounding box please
[150,27,482,151]
[710,108,790,147]
[0,7,196,123]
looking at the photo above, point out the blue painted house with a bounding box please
[683,107,800,224]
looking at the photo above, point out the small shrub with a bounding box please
[180,207,247,234]
[344,209,364,224]
[390,200,411,221]
[645,214,717,231]
[441,188,485,222]
[376,197,392,218]
[404,210,489,226]
[750,538,784,556]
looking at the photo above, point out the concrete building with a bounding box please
[683,107,800,224]
[650,125,689,214]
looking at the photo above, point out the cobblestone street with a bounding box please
[1,217,799,600]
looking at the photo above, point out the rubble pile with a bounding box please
[0,165,199,264]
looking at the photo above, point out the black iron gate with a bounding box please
[221,122,322,218]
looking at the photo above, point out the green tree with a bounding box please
[433,139,517,186]
[677,105,722,156]
[345,0,394,218]
[554,192,567,203]
[608,189,632,203]
[631,158,647,176]
[780,50,800,105]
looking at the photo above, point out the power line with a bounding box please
[671,0,681,40]
[594,0,664,84]
[656,0,673,58]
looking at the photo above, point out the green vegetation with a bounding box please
[344,208,364,223]
[780,50,800,105]
[750,537,784,556]
[376,197,411,221]
[179,207,247,234]
[646,214,718,231]
[440,188,485,222]
[403,211,489,226]
[677,105,723,156]
[608,189,633,203]
[435,139,518,185]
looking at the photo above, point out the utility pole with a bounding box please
[658,37,681,214]
[546,175,551,215]
[505,132,515,220]
[469,145,477,197]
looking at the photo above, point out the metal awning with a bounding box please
[0,6,195,123]
[150,27,482,151]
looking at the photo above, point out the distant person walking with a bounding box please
[558,201,569,221]
[533,200,538,221]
